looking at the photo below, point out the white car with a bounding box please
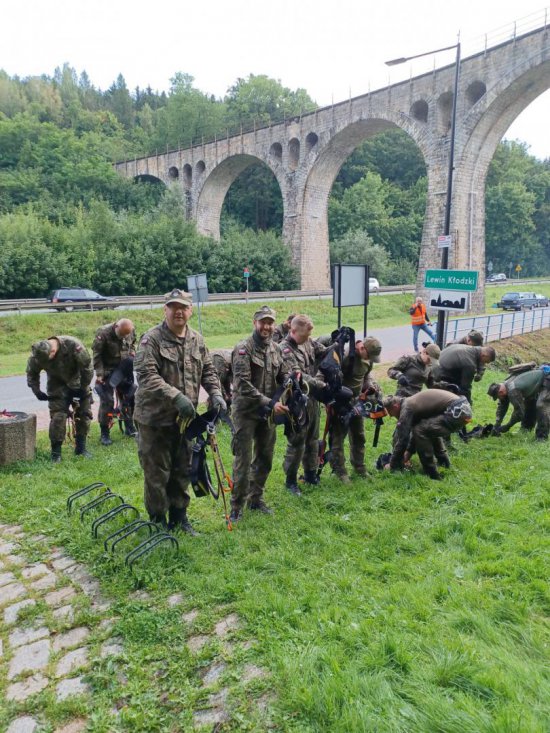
[369,278,380,292]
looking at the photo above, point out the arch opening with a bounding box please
[288,138,300,171]
[183,163,192,188]
[196,160,206,175]
[305,132,319,152]
[437,92,454,134]
[466,81,487,107]
[168,166,179,180]
[410,99,429,123]
[270,142,283,161]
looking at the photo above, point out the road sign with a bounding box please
[424,269,478,292]
[515,264,522,272]
[243,267,250,278]
[437,235,452,248]
[429,290,468,311]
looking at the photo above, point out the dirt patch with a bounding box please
[490,328,550,371]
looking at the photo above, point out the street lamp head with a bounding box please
[385,57,408,67]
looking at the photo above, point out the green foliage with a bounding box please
[222,165,283,234]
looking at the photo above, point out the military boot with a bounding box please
[100,426,113,446]
[74,436,92,458]
[229,506,243,523]
[436,453,451,468]
[168,506,199,536]
[303,470,320,486]
[333,470,351,484]
[247,499,274,514]
[285,473,302,496]
[51,441,62,463]
[353,465,369,478]
[124,418,137,437]
[424,465,442,480]
[149,513,168,529]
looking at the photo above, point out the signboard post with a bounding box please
[187,273,208,334]
[243,267,250,303]
[332,264,370,336]
[515,264,522,279]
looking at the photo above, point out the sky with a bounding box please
[3,0,550,158]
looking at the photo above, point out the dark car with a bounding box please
[497,292,539,311]
[487,272,507,283]
[47,287,115,312]
[534,293,549,307]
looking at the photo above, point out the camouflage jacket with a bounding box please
[280,336,326,388]
[26,336,93,397]
[437,344,484,401]
[92,323,136,380]
[390,389,458,469]
[232,332,290,414]
[272,323,290,344]
[210,348,233,402]
[387,354,433,397]
[133,321,221,427]
[495,369,545,430]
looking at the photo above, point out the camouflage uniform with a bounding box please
[26,336,93,449]
[280,335,326,480]
[92,322,136,429]
[387,353,434,397]
[133,321,222,519]
[272,322,291,344]
[389,389,472,476]
[490,368,550,439]
[437,344,485,403]
[208,349,233,407]
[330,348,378,478]
[231,331,290,510]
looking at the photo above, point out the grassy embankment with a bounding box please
[0,330,549,730]
[2,284,550,377]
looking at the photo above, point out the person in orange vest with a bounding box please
[409,297,436,352]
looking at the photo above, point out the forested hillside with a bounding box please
[1,65,549,297]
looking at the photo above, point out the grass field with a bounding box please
[1,358,548,731]
[2,283,550,377]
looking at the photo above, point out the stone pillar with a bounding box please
[0,412,36,466]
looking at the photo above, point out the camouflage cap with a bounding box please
[253,305,276,322]
[468,329,484,346]
[164,289,193,307]
[424,343,441,361]
[31,339,52,361]
[363,336,382,363]
[487,382,501,400]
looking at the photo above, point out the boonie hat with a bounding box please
[424,343,441,361]
[487,383,501,400]
[364,337,382,363]
[32,339,52,361]
[164,289,193,307]
[253,306,276,321]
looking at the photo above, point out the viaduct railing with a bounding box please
[447,307,550,343]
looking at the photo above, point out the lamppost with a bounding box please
[386,40,461,348]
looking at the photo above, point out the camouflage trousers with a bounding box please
[48,394,92,444]
[329,413,365,477]
[231,411,276,509]
[535,382,550,439]
[136,421,191,517]
[283,400,320,477]
[412,397,473,470]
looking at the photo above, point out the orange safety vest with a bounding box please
[410,303,428,326]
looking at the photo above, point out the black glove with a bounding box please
[397,375,410,387]
[35,390,49,401]
[174,393,195,421]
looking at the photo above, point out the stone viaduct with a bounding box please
[115,23,550,311]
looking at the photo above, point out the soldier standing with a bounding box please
[272,313,296,344]
[437,344,496,403]
[133,289,225,533]
[330,337,382,482]
[208,349,233,410]
[92,318,136,445]
[280,315,327,495]
[488,367,550,440]
[26,336,93,462]
[230,306,291,522]
[387,343,440,397]
[383,389,473,479]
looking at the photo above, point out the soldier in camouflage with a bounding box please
[207,349,233,409]
[436,344,496,403]
[387,343,440,397]
[383,389,473,479]
[133,289,225,533]
[92,318,136,445]
[26,336,93,462]
[280,315,327,495]
[488,367,550,440]
[330,336,382,482]
[272,313,296,344]
[230,305,291,522]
